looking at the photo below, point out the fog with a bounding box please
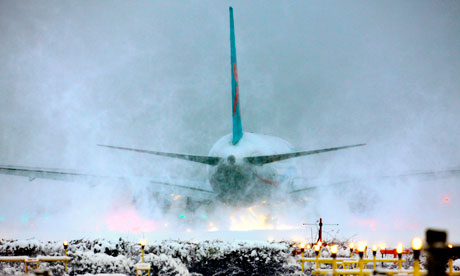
[0,0,459,246]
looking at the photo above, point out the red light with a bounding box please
[444,197,450,203]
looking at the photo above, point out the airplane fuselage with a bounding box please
[208,132,299,205]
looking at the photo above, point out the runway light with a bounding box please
[306,244,311,250]
[396,243,404,269]
[357,241,366,259]
[179,214,185,219]
[330,245,338,253]
[372,245,377,257]
[139,239,146,263]
[268,236,274,242]
[330,245,338,259]
[314,243,320,256]
[380,243,386,257]
[349,242,354,250]
[63,240,69,249]
[349,242,354,257]
[139,239,146,247]
[444,197,449,202]
[412,237,422,260]
[411,237,422,251]
[448,244,453,249]
[317,241,322,247]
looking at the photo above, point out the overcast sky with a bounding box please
[0,1,459,244]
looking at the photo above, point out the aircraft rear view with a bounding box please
[0,7,366,207]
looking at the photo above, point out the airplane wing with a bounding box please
[289,167,460,194]
[98,144,222,165]
[0,165,216,201]
[245,143,366,165]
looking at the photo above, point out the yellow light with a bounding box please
[63,240,68,246]
[268,236,274,242]
[372,245,377,252]
[306,244,311,249]
[396,243,403,254]
[317,241,322,247]
[357,241,366,253]
[314,244,320,252]
[330,245,338,254]
[139,239,146,246]
[448,244,453,249]
[411,237,423,250]
[380,243,386,250]
[300,243,305,249]
[349,242,354,249]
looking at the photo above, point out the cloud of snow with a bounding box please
[0,0,459,247]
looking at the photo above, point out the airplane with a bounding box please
[0,7,372,208]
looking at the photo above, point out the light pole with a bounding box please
[380,243,386,267]
[330,245,338,276]
[63,241,69,272]
[372,245,377,269]
[349,242,354,258]
[139,239,146,263]
[314,243,321,269]
[357,241,366,276]
[396,243,403,270]
[300,242,305,273]
[411,237,422,276]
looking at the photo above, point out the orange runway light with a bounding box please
[349,242,354,250]
[357,241,366,252]
[139,239,146,247]
[411,238,422,251]
[330,245,338,254]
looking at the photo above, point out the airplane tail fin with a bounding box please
[230,7,243,145]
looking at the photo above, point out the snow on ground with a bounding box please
[0,238,458,275]
[0,238,301,275]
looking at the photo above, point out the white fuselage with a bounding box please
[207,132,299,204]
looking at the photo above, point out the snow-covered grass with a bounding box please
[1,238,458,275]
[0,238,300,275]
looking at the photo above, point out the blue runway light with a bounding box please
[201,214,207,219]
[179,214,185,219]
[0,217,5,222]
[21,215,29,222]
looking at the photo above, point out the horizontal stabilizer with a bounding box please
[244,143,366,165]
[98,144,222,166]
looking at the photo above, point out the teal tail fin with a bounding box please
[229,7,243,145]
